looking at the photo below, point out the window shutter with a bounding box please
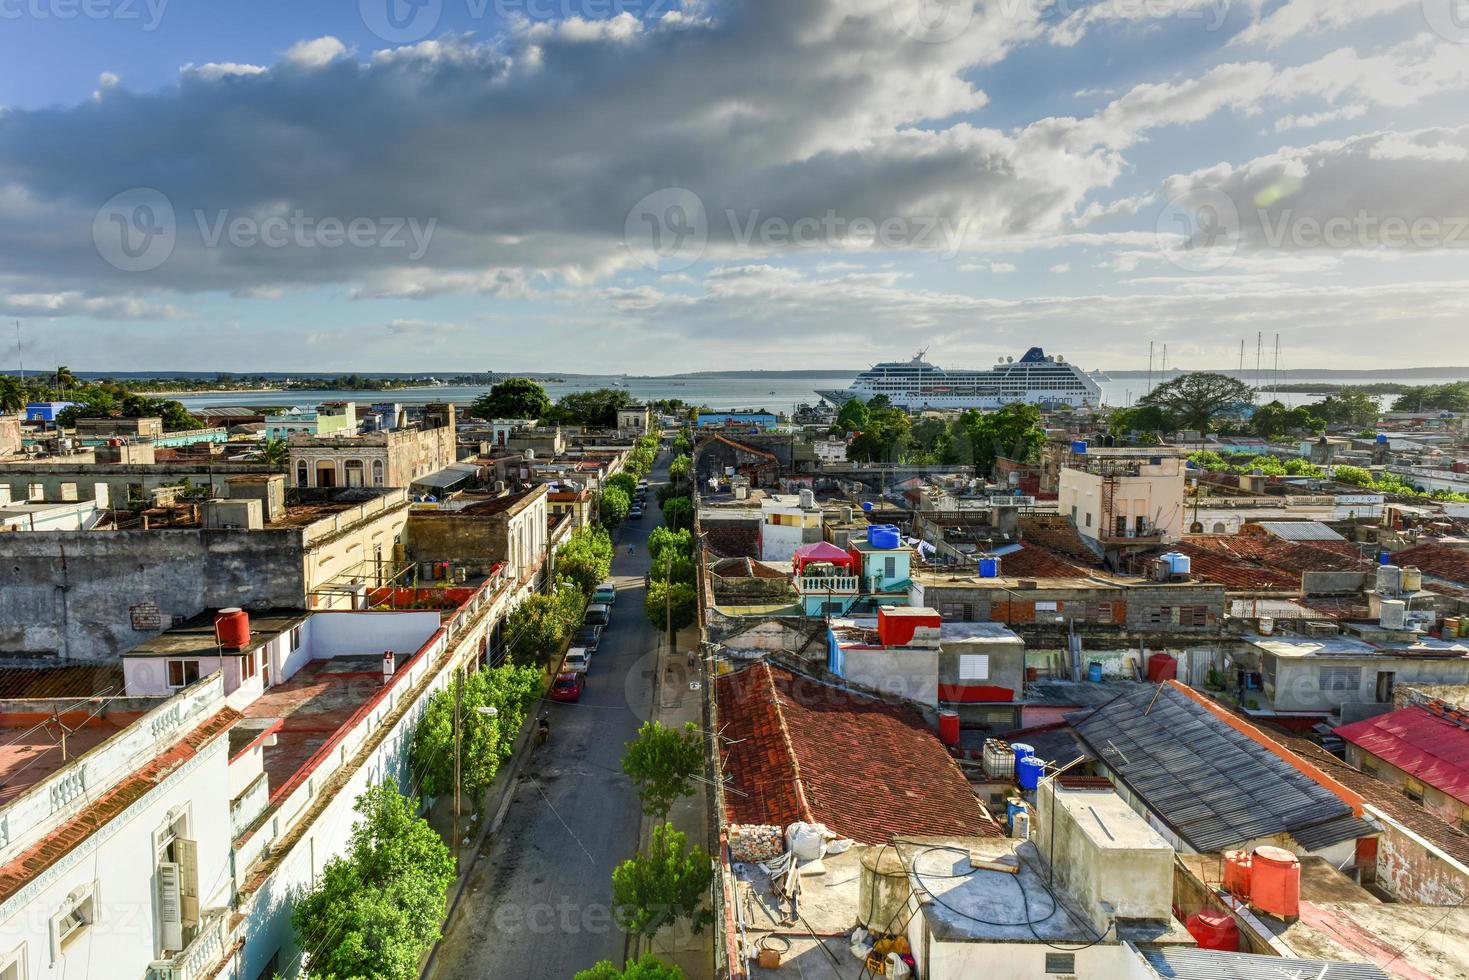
[175,838,200,926]
[159,862,183,951]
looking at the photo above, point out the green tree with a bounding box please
[606,472,639,497]
[1332,464,1375,487]
[1392,382,1469,414]
[1107,404,1173,439]
[833,397,870,434]
[1250,401,1324,439]
[846,407,911,463]
[292,783,454,980]
[550,388,633,427]
[600,485,631,527]
[671,431,693,456]
[957,403,1047,473]
[558,525,614,594]
[0,377,25,413]
[622,721,705,819]
[649,526,693,565]
[1138,373,1254,432]
[468,378,553,420]
[613,823,715,939]
[506,590,580,665]
[668,454,691,486]
[661,495,693,533]
[260,437,289,466]
[410,663,542,801]
[645,580,696,634]
[1311,387,1381,427]
[575,955,686,980]
[52,365,75,399]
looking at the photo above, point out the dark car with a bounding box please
[574,625,602,653]
[549,671,584,702]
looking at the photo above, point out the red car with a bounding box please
[549,671,584,702]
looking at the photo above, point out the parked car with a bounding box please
[593,582,617,605]
[563,646,591,673]
[629,505,644,519]
[584,603,611,627]
[550,671,585,702]
[573,625,602,653]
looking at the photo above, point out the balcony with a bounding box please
[795,574,859,595]
[148,908,231,980]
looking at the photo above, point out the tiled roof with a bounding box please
[999,542,1094,578]
[1392,542,1469,589]
[1176,535,1370,590]
[1070,682,1369,852]
[0,707,239,905]
[0,664,124,700]
[1019,515,1102,566]
[1337,703,1469,806]
[704,526,760,559]
[714,662,998,844]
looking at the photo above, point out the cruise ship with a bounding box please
[816,348,1104,410]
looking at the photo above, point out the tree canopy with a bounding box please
[558,525,614,594]
[410,663,542,802]
[550,388,634,427]
[468,377,552,420]
[600,485,632,527]
[611,822,714,939]
[956,403,1046,473]
[622,721,705,818]
[575,955,686,980]
[1309,387,1381,427]
[1392,382,1469,414]
[292,783,454,980]
[1137,373,1254,432]
[1250,400,1324,439]
[833,398,870,434]
[645,580,697,634]
[505,586,584,665]
[845,406,911,462]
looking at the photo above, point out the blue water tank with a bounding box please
[861,501,874,512]
[1376,434,1389,444]
[1379,551,1392,566]
[1071,440,1089,454]
[868,525,901,550]
[978,557,1001,578]
[1088,662,1104,683]
[1011,742,1035,763]
[1018,756,1045,791]
[1006,798,1027,831]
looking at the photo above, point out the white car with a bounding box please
[563,646,591,673]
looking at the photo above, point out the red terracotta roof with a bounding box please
[1392,542,1469,589]
[1336,702,1469,806]
[1175,535,1370,590]
[1019,515,1103,566]
[714,662,998,844]
[0,706,240,904]
[1001,542,1094,578]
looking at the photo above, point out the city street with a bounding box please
[428,459,666,980]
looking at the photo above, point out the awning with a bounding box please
[793,540,856,575]
[412,463,482,491]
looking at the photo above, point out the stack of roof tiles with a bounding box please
[714,661,998,844]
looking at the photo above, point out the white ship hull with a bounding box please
[817,347,1103,411]
[815,388,1092,410]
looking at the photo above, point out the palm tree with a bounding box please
[260,438,289,467]
[52,365,75,400]
[0,377,24,413]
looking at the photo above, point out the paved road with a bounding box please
[429,459,665,980]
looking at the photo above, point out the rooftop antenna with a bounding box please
[1147,341,1154,396]
[1255,332,1263,394]
[1273,333,1281,399]
[13,320,21,384]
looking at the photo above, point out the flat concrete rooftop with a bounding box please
[123,609,307,660]
[0,719,125,805]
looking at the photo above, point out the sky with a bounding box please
[1,0,1468,374]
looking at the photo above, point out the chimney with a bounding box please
[382,650,396,685]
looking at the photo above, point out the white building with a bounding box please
[1059,447,1185,547]
[758,491,824,562]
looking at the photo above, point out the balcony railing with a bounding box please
[148,908,230,980]
[795,575,859,594]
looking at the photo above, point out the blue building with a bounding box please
[696,411,777,430]
[24,402,75,426]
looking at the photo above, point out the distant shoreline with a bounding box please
[137,387,285,397]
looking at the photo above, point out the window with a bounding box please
[343,458,365,488]
[167,660,200,688]
[1085,512,1092,528]
[1178,606,1208,627]
[939,602,973,621]
[241,652,258,681]
[52,885,96,960]
[1146,606,1169,626]
[959,653,990,680]
[1318,665,1362,693]
[1045,952,1075,974]
[372,459,385,486]
[0,944,25,980]
[883,556,897,579]
[1089,602,1114,625]
[296,460,309,487]
[290,626,302,651]
[1404,778,1425,804]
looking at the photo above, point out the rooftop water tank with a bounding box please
[1186,910,1239,951]
[938,710,960,747]
[214,608,250,650]
[1250,846,1301,919]
[857,848,911,930]
[1011,742,1035,763]
[1146,652,1177,683]
[861,501,874,512]
[1223,850,1252,899]
[1071,440,1088,454]
[1377,564,1403,595]
[1402,566,1423,593]
[868,525,901,550]
[978,557,1001,578]
[1376,434,1389,444]
[1380,599,1407,630]
[1018,755,1045,791]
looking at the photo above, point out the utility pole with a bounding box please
[665,551,674,658]
[1255,332,1263,394]
[1146,341,1154,397]
[14,320,21,385]
[452,668,462,869]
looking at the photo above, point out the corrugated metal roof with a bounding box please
[1070,684,1366,853]
[1254,521,1346,542]
[1139,946,1388,980]
[1337,703,1469,806]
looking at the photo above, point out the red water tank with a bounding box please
[877,606,942,647]
[938,710,961,747]
[1250,846,1301,919]
[1186,910,1239,951]
[1223,850,1252,899]
[1146,652,1178,683]
[215,608,251,649]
